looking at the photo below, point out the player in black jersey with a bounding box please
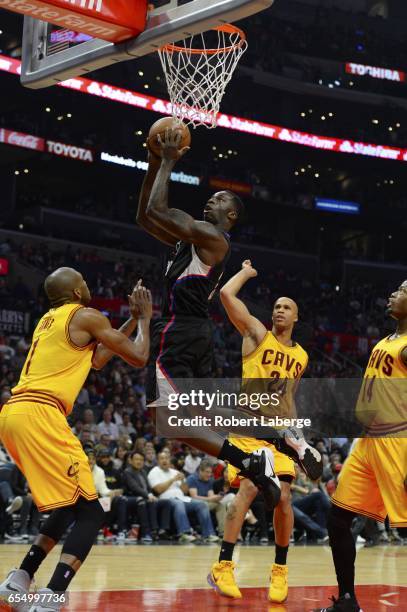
[136,127,320,506]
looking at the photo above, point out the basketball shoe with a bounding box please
[207,561,242,599]
[0,568,32,611]
[268,563,288,603]
[242,447,281,511]
[273,427,323,480]
[313,593,362,612]
[28,588,62,611]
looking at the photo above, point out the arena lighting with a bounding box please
[100,151,201,185]
[1,55,407,163]
[315,198,360,215]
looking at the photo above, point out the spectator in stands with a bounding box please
[326,464,342,498]
[171,453,186,472]
[76,386,90,407]
[71,419,83,438]
[98,408,119,440]
[97,449,122,490]
[183,447,202,476]
[291,468,330,542]
[96,448,134,541]
[144,446,157,471]
[82,408,99,439]
[122,451,172,542]
[186,460,230,537]
[95,433,116,455]
[112,446,128,470]
[112,398,125,426]
[8,465,40,539]
[87,450,122,500]
[80,426,95,449]
[119,412,136,438]
[148,452,219,543]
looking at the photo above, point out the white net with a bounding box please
[158,25,248,128]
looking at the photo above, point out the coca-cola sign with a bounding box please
[0,128,45,151]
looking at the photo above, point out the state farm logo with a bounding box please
[46,140,94,162]
[63,0,103,12]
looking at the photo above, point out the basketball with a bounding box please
[148,117,191,157]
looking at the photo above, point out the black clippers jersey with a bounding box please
[161,236,231,319]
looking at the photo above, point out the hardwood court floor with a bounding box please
[1,543,406,611]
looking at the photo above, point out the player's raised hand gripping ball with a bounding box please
[242,260,258,278]
[147,117,191,160]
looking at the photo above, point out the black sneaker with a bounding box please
[241,447,281,511]
[313,594,362,612]
[273,427,323,480]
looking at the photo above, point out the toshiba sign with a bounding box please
[0,0,147,42]
[46,140,94,162]
[345,62,406,83]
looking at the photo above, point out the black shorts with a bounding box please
[146,317,214,404]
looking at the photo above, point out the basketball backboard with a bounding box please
[20,0,274,88]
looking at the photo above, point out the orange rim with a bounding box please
[161,24,246,56]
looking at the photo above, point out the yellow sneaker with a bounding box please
[268,563,288,603]
[207,560,242,599]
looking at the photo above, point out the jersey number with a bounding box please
[25,339,39,375]
[268,372,288,397]
[361,375,376,403]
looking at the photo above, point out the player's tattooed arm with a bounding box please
[146,129,228,261]
[220,260,267,351]
[92,281,147,369]
[136,145,179,246]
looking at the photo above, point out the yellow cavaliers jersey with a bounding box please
[241,331,308,418]
[356,334,407,435]
[10,303,95,416]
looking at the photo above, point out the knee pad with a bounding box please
[62,499,105,562]
[41,507,76,542]
[76,498,105,527]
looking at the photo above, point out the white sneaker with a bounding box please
[356,535,366,543]
[28,588,63,611]
[205,534,219,543]
[0,568,31,611]
[116,532,126,543]
[6,496,23,514]
[276,428,323,480]
[4,533,25,542]
[178,533,196,543]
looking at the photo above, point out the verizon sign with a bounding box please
[0,0,147,42]
[346,62,406,83]
[0,128,45,151]
[46,140,94,162]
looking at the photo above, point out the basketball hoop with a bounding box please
[158,24,248,128]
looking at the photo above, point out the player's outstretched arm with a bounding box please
[220,260,267,344]
[74,286,152,368]
[146,129,228,257]
[92,281,149,369]
[136,147,178,246]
